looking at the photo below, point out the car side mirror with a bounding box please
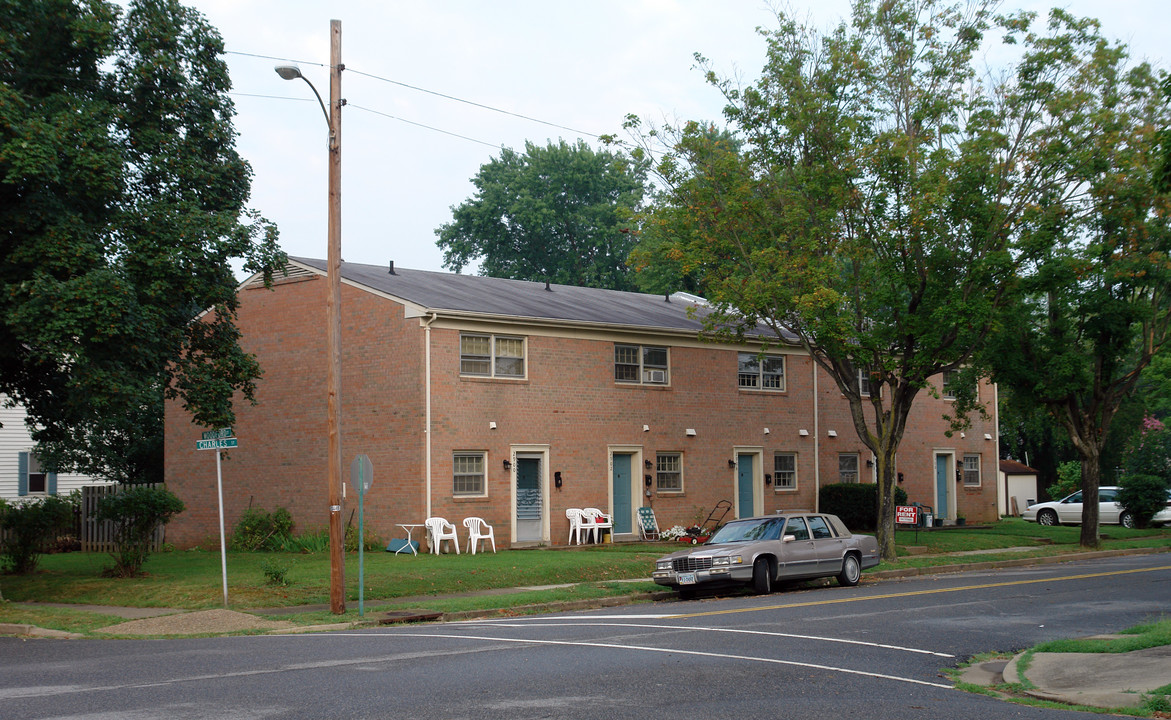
[782,534,796,543]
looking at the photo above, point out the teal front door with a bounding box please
[737,453,755,518]
[935,455,950,522]
[612,454,632,534]
[516,457,542,542]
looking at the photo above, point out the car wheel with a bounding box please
[752,558,773,595]
[837,554,861,587]
[1037,509,1058,526]
[1120,511,1135,529]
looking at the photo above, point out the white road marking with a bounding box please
[447,620,953,657]
[379,632,954,689]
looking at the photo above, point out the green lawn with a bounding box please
[1,518,1167,630]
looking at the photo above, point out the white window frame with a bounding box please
[739,352,785,391]
[858,369,880,397]
[460,333,526,379]
[18,451,53,497]
[963,454,981,487]
[656,452,683,492]
[773,452,797,490]
[453,451,487,497]
[838,453,859,484]
[615,344,669,385]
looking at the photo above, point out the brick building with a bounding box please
[163,258,1000,548]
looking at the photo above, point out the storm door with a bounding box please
[515,456,543,542]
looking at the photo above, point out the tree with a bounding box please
[628,0,1070,561]
[0,0,285,482]
[436,139,646,290]
[981,11,1171,548]
[95,484,184,577]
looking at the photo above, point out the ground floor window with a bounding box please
[838,453,859,484]
[656,453,682,492]
[773,452,797,489]
[453,452,486,496]
[963,454,981,487]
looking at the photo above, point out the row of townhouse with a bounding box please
[162,258,1000,548]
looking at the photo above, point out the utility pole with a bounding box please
[326,18,345,615]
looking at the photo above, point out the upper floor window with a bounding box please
[773,452,797,489]
[461,334,525,378]
[962,454,981,487]
[838,453,859,484]
[453,452,486,496]
[739,353,785,390]
[615,344,668,385]
[858,369,881,397]
[656,452,683,492]
[942,370,957,399]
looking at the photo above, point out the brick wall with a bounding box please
[165,277,1000,548]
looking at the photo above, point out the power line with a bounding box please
[346,67,602,140]
[347,104,500,149]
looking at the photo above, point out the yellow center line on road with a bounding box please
[667,564,1171,619]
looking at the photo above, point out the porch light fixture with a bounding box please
[865,458,874,468]
[645,474,653,487]
[644,459,653,469]
[728,459,736,468]
[503,459,511,470]
[764,473,772,485]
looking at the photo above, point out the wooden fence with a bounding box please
[80,484,165,553]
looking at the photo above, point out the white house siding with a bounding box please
[0,401,109,501]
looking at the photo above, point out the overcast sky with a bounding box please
[180,1,1168,276]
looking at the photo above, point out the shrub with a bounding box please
[1117,474,1170,529]
[818,483,908,531]
[95,485,184,577]
[261,557,291,586]
[231,507,294,551]
[0,495,74,574]
[1047,461,1081,502]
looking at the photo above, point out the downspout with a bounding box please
[813,357,820,512]
[423,312,437,519]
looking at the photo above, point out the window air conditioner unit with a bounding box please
[646,370,666,383]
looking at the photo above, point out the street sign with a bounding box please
[201,427,234,441]
[197,438,239,451]
[896,505,918,525]
[350,454,373,495]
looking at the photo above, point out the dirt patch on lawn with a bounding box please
[94,609,295,636]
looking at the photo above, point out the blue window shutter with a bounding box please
[18,451,28,496]
[48,471,58,495]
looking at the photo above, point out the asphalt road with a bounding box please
[2,553,1168,719]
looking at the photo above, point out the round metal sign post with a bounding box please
[350,454,373,616]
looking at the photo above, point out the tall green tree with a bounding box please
[628,0,1095,561]
[0,0,284,482]
[436,139,647,290]
[982,10,1171,548]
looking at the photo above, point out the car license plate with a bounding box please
[677,572,697,585]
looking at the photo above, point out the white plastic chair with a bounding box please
[566,508,588,545]
[463,517,496,554]
[424,517,460,555]
[582,507,613,543]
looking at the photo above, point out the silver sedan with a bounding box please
[652,513,880,598]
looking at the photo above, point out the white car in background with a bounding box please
[1022,486,1171,528]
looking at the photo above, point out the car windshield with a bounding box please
[707,518,783,544]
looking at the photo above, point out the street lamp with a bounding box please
[275,19,345,615]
